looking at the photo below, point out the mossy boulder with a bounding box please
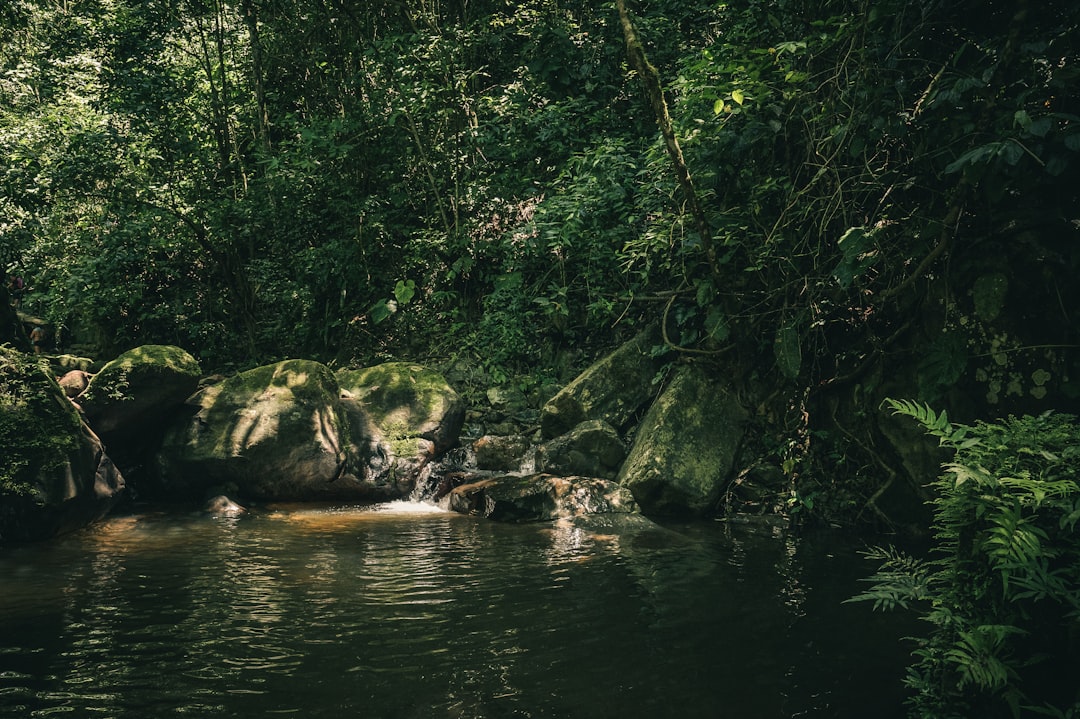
[617,364,747,516]
[447,473,638,522]
[158,359,361,500]
[536,419,626,480]
[540,326,662,439]
[336,362,465,494]
[80,344,201,437]
[337,362,464,453]
[0,348,125,542]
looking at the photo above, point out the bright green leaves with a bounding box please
[856,407,1080,717]
[369,279,417,324]
[393,279,416,306]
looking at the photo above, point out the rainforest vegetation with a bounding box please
[3,1,1080,715]
[5,0,1080,520]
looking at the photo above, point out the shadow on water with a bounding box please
[0,504,921,718]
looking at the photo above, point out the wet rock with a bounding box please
[337,362,465,495]
[472,434,533,471]
[536,419,626,480]
[618,364,747,516]
[447,473,638,522]
[203,495,246,517]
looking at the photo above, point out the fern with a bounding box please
[883,398,980,449]
[858,404,1080,718]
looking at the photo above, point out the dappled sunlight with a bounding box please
[311,406,342,457]
[272,364,309,389]
[262,502,451,535]
[228,400,281,454]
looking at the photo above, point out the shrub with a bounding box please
[851,401,1080,718]
[0,348,82,499]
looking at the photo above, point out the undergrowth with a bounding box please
[851,400,1080,718]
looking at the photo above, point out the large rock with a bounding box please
[336,362,465,494]
[536,419,626,479]
[80,345,201,437]
[618,364,747,516]
[472,434,533,472]
[540,327,662,439]
[57,369,90,398]
[447,473,638,522]
[0,348,125,542]
[158,359,359,500]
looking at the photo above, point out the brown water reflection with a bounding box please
[0,504,917,718]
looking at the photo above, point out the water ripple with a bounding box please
[0,508,918,719]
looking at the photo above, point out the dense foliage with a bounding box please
[0,348,82,498]
[2,0,1080,520]
[854,401,1080,718]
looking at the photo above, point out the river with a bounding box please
[0,502,919,718]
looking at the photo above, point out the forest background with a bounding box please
[2,0,1080,522]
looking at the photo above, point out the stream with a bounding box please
[0,502,920,718]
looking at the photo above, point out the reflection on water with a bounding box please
[0,505,917,718]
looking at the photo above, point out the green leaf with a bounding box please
[393,279,416,305]
[774,323,801,379]
[731,89,745,106]
[832,226,878,287]
[369,299,394,324]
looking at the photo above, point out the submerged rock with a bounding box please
[203,495,246,517]
[0,348,125,542]
[447,473,638,522]
[618,364,747,516]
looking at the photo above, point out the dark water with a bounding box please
[0,503,918,718]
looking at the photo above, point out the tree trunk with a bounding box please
[240,0,269,149]
[615,0,715,274]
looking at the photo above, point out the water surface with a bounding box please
[0,503,917,718]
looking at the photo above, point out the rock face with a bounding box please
[536,419,626,480]
[80,345,201,436]
[0,348,125,542]
[539,327,662,439]
[158,359,356,500]
[447,473,638,522]
[336,362,465,495]
[57,369,90,398]
[472,434,533,471]
[158,359,465,502]
[618,364,747,516]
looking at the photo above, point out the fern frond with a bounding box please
[883,398,977,449]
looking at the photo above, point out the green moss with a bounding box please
[337,362,455,429]
[0,348,82,498]
[82,344,201,405]
[193,359,345,461]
